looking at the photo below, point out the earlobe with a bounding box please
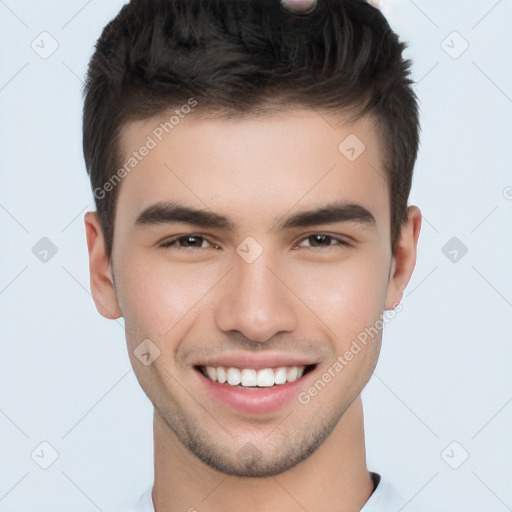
[384,206,422,310]
[84,212,123,319]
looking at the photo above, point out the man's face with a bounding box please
[89,109,411,477]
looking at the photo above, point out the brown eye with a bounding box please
[159,235,212,249]
[308,234,332,247]
[295,234,351,250]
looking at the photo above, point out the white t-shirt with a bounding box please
[126,472,411,511]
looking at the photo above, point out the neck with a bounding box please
[152,395,374,512]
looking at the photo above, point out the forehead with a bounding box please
[115,109,388,231]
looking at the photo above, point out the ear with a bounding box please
[84,211,123,319]
[384,205,422,310]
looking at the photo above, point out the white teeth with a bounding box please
[227,367,241,386]
[274,367,287,385]
[256,368,274,387]
[241,369,257,387]
[286,367,298,382]
[216,367,227,383]
[202,365,308,387]
[206,366,217,381]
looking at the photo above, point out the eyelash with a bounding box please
[158,233,352,251]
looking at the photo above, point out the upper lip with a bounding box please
[194,353,318,370]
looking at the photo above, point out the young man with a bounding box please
[83,0,422,510]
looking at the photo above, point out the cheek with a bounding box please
[293,252,388,393]
[290,250,389,344]
[117,253,221,341]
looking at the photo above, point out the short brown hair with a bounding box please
[83,0,420,260]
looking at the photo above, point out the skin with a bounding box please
[85,109,421,512]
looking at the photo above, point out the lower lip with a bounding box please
[195,366,316,415]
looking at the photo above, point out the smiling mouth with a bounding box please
[194,364,317,388]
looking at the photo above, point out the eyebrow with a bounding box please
[134,200,376,232]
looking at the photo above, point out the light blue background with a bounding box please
[1,1,511,511]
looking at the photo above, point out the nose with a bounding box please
[214,252,299,343]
